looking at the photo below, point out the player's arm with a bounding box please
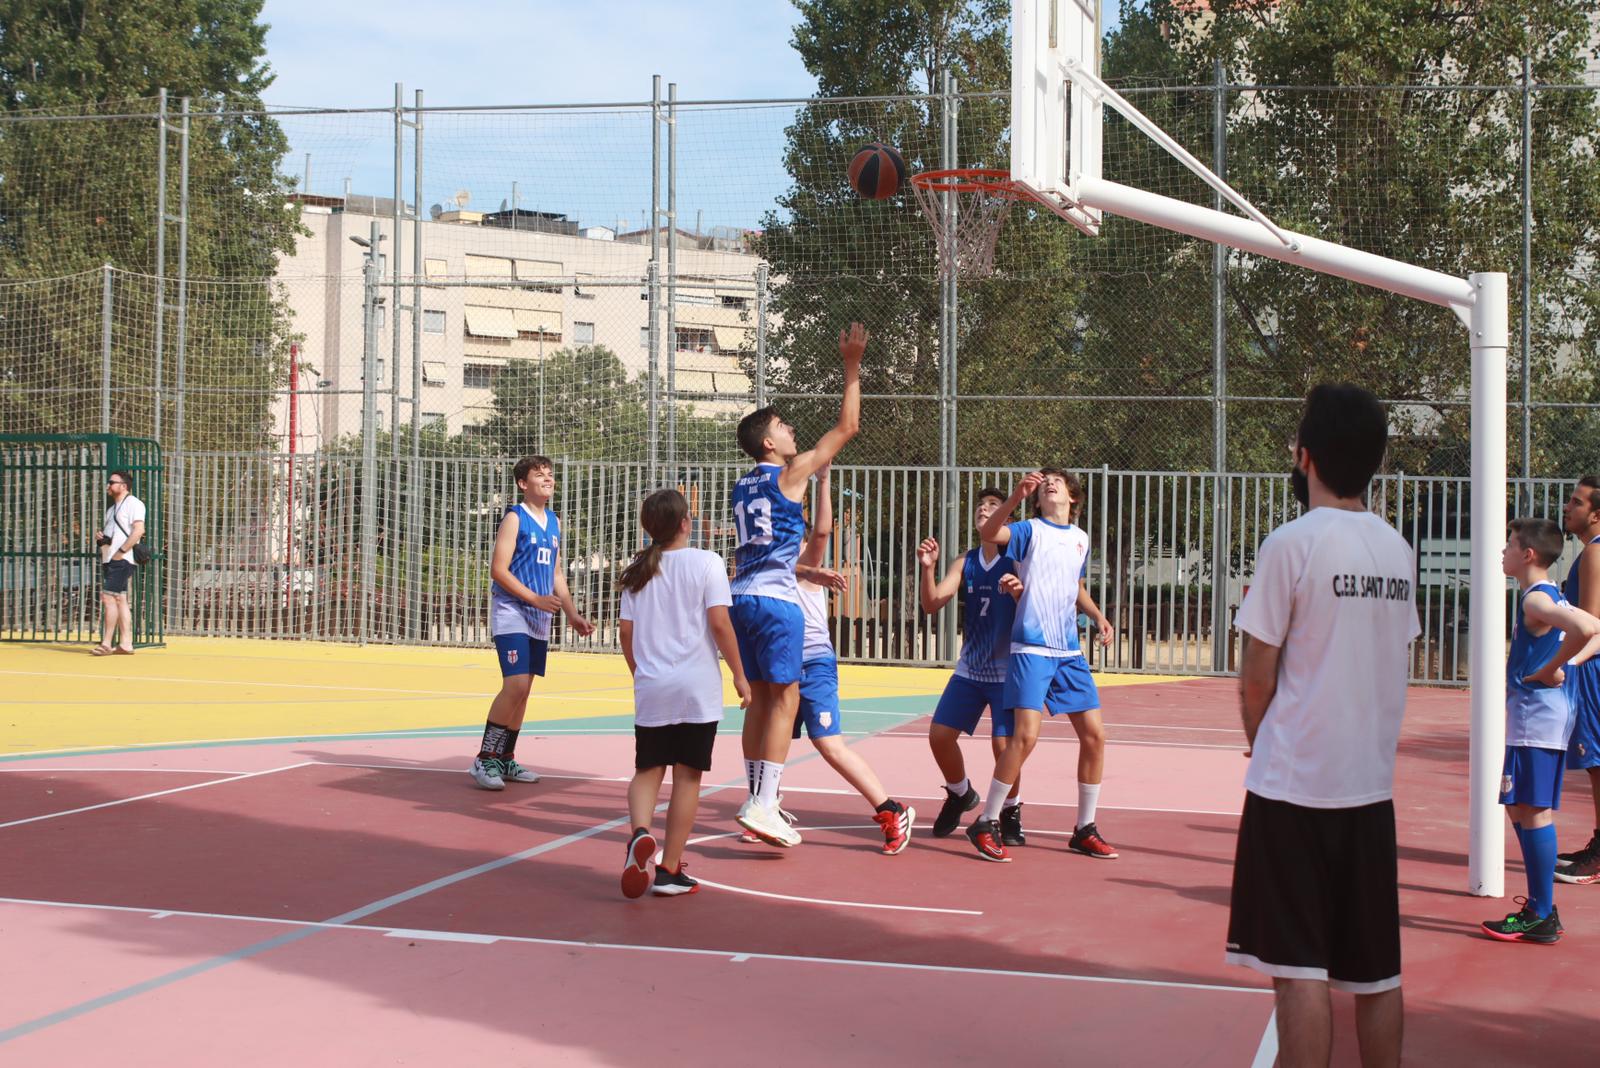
[1077,579,1114,647]
[999,573,1024,602]
[977,472,1043,547]
[489,513,558,611]
[797,465,833,570]
[1522,593,1600,686]
[620,620,637,675]
[779,324,866,496]
[917,538,964,613]
[797,563,847,591]
[707,604,751,709]
[1579,544,1600,618]
[552,550,595,637]
[1238,634,1282,754]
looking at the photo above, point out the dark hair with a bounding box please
[736,407,780,460]
[975,485,1007,507]
[1509,517,1564,567]
[513,455,553,485]
[1295,384,1388,498]
[109,469,133,491]
[1578,475,1600,512]
[619,489,689,593]
[1031,467,1083,521]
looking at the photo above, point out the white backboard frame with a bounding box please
[1010,0,1103,236]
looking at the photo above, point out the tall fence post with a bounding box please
[171,98,190,633]
[1519,56,1534,507]
[754,263,769,409]
[101,264,113,433]
[937,70,960,662]
[360,221,382,646]
[648,75,662,487]
[409,88,425,641]
[1209,59,1231,671]
[153,89,167,447]
[666,81,678,477]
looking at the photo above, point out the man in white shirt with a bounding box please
[1226,384,1420,1068]
[95,470,146,655]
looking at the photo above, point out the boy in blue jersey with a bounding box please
[1555,476,1600,885]
[730,322,868,846]
[1481,518,1600,943]
[471,456,594,790]
[917,487,1024,841]
[967,468,1114,863]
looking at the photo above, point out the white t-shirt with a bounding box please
[1236,507,1421,809]
[620,547,734,726]
[798,580,836,663]
[102,495,147,565]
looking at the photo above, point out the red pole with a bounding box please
[286,343,299,615]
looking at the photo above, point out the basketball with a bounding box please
[848,143,906,199]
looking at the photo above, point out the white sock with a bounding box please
[1002,794,1021,809]
[945,777,970,797]
[982,778,1013,823]
[755,760,784,808]
[1077,782,1101,828]
[745,758,758,796]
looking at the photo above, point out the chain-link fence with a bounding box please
[2,78,1597,679]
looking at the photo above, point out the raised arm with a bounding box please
[917,537,964,614]
[780,324,866,496]
[798,466,833,570]
[977,472,1042,547]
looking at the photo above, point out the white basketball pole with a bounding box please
[1075,176,1509,897]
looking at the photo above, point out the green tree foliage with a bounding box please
[0,1,302,448]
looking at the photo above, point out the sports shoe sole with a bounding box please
[1554,868,1600,885]
[469,764,505,791]
[621,833,657,900]
[737,811,800,848]
[1479,925,1560,944]
[503,768,540,784]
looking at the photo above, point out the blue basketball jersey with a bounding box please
[490,504,561,639]
[1562,535,1600,607]
[956,548,1016,684]
[730,463,804,602]
[1507,580,1575,749]
[1004,518,1090,656]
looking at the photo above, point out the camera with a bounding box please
[96,533,113,547]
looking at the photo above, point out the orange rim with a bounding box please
[909,168,1023,197]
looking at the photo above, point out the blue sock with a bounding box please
[1522,824,1557,918]
[1512,821,1525,850]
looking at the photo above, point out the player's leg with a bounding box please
[967,705,1038,862]
[1353,989,1404,1068]
[1556,684,1600,882]
[1271,978,1332,1068]
[622,753,666,900]
[929,675,987,836]
[991,709,1026,845]
[97,588,118,651]
[659,766,704,875]
[473,636,534,790]
[1050,659,1116,858]
[655,722,716,895]
[1484,747,1563,941]
[501,639,548,783]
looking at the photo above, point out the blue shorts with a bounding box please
[931,674,1015,737]
[1003,652,1099,715]
[493,635,548,678]
[793,657,843,739]
[731,595,804,685]
[1565,662,1600,770]
[1500,745,1566,810]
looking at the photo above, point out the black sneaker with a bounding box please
[1480,899,1561,944]
[652,862,700,896]
[932,785,981,838]
[999,802,1026,847]
[1557,832,1599,864]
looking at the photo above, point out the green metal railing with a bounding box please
[1,434,164,647]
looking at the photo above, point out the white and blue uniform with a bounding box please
[1501,580,1576,809]
[933,548,1018,736]
[1564,536,1600,771]
[490,503,560,676]
[1000,518,1100,716]
[729,463,806,684]
[793,582,843,740]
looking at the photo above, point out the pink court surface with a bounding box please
[1,638,1596,1066]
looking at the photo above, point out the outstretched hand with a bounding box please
[999,573,1024,601]
[1017,470,1045,500]
[839,322,869,366]
[917,537,940,568]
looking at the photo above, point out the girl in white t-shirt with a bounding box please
[618,489,750,899]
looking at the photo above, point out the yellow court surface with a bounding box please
[0,637,1179,758]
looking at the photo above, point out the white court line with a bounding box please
[0,896,1268,997]
[0,668,633,704]
[879,732,1247,751]
[0,767,245,775]
[0,763,313,830]
[1251,1008,1279,1068]
[1,727,481,761]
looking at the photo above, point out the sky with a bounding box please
[258,0,1124,231]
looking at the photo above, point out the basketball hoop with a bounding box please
[910,169,1024,279]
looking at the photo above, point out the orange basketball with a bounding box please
[848,143,906,200]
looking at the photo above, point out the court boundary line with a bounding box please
[0,763,314,831]
[1251,1008,1279,1067]
[0,896,1271,998]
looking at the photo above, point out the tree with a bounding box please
[0,1,303,448]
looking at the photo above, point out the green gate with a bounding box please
[1,434,165,647]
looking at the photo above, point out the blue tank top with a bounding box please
[956,548,1017,684]
[729,463,804,602]
[491,504,560,603]
[1562,535,1600,606]
[1506,580,1574,749]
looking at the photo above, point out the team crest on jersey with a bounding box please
[1501,773,1513,796]
[819,712,833,729]
[507,649,518,665]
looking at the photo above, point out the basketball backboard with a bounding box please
[1010,0,1103,236]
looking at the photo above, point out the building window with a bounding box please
[675,327,714,353]
[574,322,595,344]
[365,359,385,385]
[423,310,446,334]
[422,360,447,386]
[464,363,496,390]
[374,304,386,331]
[422,411,446,427]
[720,294,750,309]
[640,327,651,349]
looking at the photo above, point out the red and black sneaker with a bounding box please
[621,828,657,899]
[1555,846,1600,885]
[1068,822,1119,859]
[875,801,915,856]
[966,818,1010,862]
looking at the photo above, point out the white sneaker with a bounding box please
[775,794,798,827]
[470,757,506,791]
[502,758,540,783]
[738,801,801,847]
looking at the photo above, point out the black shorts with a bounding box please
[102,560,135,595]
[634,721,717,772]
[1226,792,1401,993]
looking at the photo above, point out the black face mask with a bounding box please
[1290,465,1310,509]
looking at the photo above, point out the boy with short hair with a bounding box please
[968,467,1114,863]
[1480,517,1600,943]
[730,323,868,846]
[917,488,1023,841]
[471,456,594,789]
[1555,475,1600,885]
